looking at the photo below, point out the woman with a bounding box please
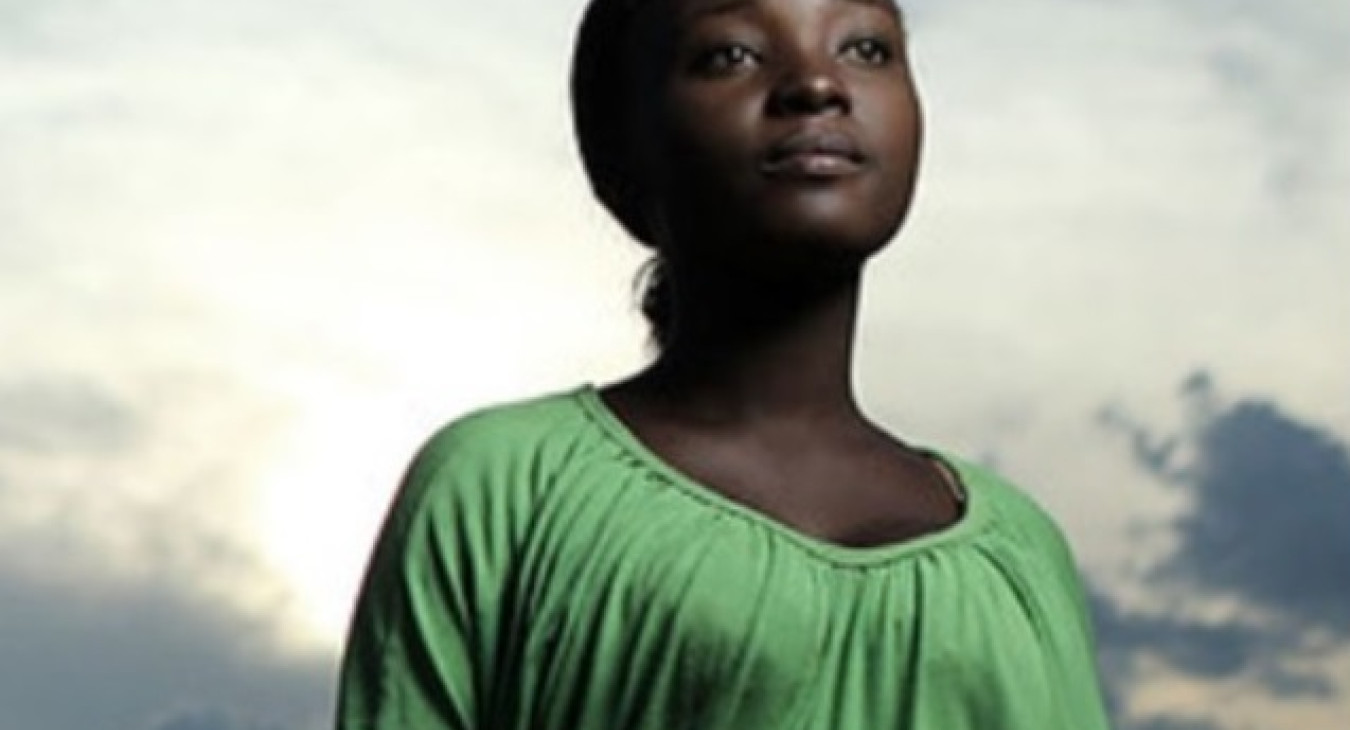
[336,0,1113,728]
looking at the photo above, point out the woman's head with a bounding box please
[571,0,924,340]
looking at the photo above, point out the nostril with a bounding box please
[769,72,850,117]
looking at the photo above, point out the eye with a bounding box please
[840,36,895,66]
[688,43,761,76]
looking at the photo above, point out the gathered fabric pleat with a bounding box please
[337,386,1114,730]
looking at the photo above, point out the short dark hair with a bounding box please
[571,0,677,349]
[570,0,658,246]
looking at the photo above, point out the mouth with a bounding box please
[760,128,866,179]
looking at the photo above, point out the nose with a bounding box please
[767,59,851,118]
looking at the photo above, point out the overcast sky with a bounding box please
[1,1,1347,729]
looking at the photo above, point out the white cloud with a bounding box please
[861,0,1349,527]
[0,0,647,645]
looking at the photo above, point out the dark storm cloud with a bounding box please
[1092,372,1349,718]
[1256,663,1338,700]
[1090,583,1269,681]
[1118,372,1350,633]
[1089,577,1334,718]
[0,372,330,730]
[149,708,288,730]
[0,552,333,730]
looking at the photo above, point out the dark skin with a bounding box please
[601,0,961,547]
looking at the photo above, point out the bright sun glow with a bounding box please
[255,357,537,646]
[241,216,643,648]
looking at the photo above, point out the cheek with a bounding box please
[900,88,925,157]
[868,100,923,196]
[876,86,923,154]
[663,87,760,168]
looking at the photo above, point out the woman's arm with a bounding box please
[335,418,520,730]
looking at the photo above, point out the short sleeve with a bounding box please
[1019,500,1115,729]
[335,417,524,730]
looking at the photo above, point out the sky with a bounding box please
[0,0,1346,728]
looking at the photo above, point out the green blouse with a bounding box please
[337,386,1112,729]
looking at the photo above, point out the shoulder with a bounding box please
[939,452,1082,573]
[414,388,589,470]
[392,387,594,521]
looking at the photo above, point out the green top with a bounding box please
[337,386,1112,730]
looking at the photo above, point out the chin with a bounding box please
[748,219,895,275]
[754,194,911,263]
[664,175,914,272]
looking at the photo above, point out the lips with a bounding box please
[761,128,866,178]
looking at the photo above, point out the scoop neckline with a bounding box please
[574,383,991,568]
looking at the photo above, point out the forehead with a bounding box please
[673,0,902,24]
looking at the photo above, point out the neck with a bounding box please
[638,258,865,426]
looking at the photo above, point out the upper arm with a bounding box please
[335,419,525,730]
[1020,501,1114,727]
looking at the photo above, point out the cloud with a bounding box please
[0,550,332,730]
[0,372,332,730]
[1089,577,1338,721]
[149,710,287,730]
[0,371,329,730]
[1091,585,1269,681]
[851,14,1350,725]
[0,374,140,456]
[1126,716,1224,730]
[863,0,1349,431]
[0,2,633,726]
[1110,372,1350,635]
[1093,373,1350,726]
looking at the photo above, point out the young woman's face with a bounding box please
[637,0,923,271]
